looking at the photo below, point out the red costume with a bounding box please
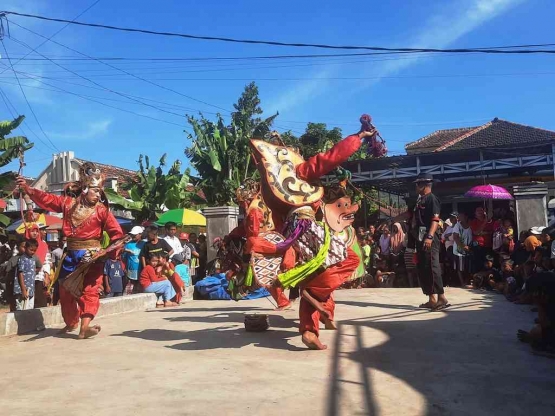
[25,174,123,328]
[248,133,365,340]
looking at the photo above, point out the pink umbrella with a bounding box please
[464,184,513,200]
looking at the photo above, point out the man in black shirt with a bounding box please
[412,173,449,311]
[140,225,174,268]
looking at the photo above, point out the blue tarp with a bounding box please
[194,273,270,301]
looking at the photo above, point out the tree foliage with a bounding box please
[105,154,204,222]
[0,115,33,226]
[185,82,277,206]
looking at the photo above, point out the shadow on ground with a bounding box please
[113,312,304,351]
[326,294,555,416]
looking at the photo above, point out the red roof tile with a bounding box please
[405,118,555,154]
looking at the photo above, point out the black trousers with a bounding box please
[416,236,444,296]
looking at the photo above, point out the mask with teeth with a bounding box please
[322,186,359,233]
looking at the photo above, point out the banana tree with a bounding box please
[0,116,34,226]
[184,82,279,207]
[105,154,203,222]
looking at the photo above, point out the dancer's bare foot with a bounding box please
[164,301,178,308]
[276,302,292,311]
[156,302,164,308]
[58,325,78,334]
[78,325,101,339]
[302,331,328,350]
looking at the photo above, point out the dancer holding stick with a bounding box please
[17,162,124,339]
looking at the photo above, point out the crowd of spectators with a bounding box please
[0,222,208,311]
[351,206,555,356]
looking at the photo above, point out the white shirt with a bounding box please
[453,222,473,257]
[442,225,457,249]
[163,235,183,258]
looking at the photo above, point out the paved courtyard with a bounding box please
[1,288,554,416]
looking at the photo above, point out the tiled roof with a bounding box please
[444,119,555,151]
[2,174,35,197]
[75,158,138,198]
[76,158,205,201]
[405,118,555,154]
[405,126,477,154]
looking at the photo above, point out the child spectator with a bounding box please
[174,260,191,288]
[140,253,178,307]
[122,226,145,294]
[499,259,517,295]
[2,238,25,311]
[14,239,42,310]
[103,252,125,297]
[471,255,500,290]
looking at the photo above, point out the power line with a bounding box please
[0,0,101,75]
[7,71,553,82]
[0,63,189,128]
[8,36,192,123]
[2,10,555,54]
[11,21,231,113]
[0,39,59,152]
[0,86,51,156]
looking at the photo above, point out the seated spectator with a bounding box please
[471,255,500,290]
[533,247,550,272]
[140,253,178,308]
[157,253,185,304]
[525,227,544,254]
[517,272,555,357]
[499,259,517,295]
[512,261,537,304]
[512,231,532,267]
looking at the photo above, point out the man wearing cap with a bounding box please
[412,173,449,311]
[123,226,145,294]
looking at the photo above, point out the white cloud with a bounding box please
[48,119,112,141]
[365,0,526,85]
[267,0,525,112]
[266,67,335,114]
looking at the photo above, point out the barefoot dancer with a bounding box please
[17,163,124,339]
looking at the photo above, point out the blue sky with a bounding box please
[1,0,554,177]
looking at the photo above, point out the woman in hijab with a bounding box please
[25,224,51,308]
[390,222,406,255]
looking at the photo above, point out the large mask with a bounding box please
[323,187,359,233]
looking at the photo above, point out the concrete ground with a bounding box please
[1,288,554,416]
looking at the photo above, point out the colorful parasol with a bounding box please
[464,184,513,200]
[156,208,206,227]
[6,213,63,233]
